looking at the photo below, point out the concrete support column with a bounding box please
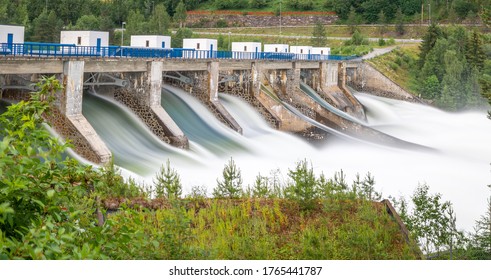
[208,61,219,101]
[320,61,339,90]
[148,61,163,107]
[251,61,262,96]
[338,62,346,88]
[62,60,84,116]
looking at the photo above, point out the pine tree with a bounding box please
[378,10,387,36]
[153,159,182,199]
[311,20,327,47]
[31,9,61,43]
[470,187,491,259]
[439,50,466,110]
[419,23,444,69]
[252,173,271,198]
[347,6,360,34]
[213,158,243,199]
[174,0,187,28]
[466,31,486,71]
[395,8,405,36]
[149,3,171,35]
[284,159,318,210]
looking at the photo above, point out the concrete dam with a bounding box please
[0,55,423,165]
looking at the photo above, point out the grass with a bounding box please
[103,197,419,259]
[366,44,421,94]
[190,25,429,39]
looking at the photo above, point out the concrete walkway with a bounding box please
[360,46,397,60]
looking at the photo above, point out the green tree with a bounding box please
[347,6,362,34]
[453,0,479,19]
[418,23,444,69]
[421,38,448,83]
[311,20,327,47]
[174,0,187,28]
[171,27,193,48]
[249,0,268,8]
[149,3,171,35]
[284,159,318,210]
[153,159,182,199]
[421,75,441,99]
[468,186,491,259]
[252,173,271,198]
[126,10,150,40]
[217,34,226,51]
[466,31,486,71]
[378,10,387,36]
[395,8,405,35]
[331,0,358,20]
[439,50,466,110]
[345,29,368,46]
[31,9,61,43]
[213,158,243,199]
[403,184,464,257]
[74,15,101,31]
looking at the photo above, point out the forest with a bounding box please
[1,1,490,43]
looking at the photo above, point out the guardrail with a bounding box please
[0,42,358,61]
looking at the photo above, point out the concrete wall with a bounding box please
[347,62,421,103]
[131,35,171,48]
[0,25,24,44]
[264,44,289,53]
[60,31,109,47]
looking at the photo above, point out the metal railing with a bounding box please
[0,42,358,61]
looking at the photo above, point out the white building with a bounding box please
[312,47,330,56]
[232,42,261,53]
[289,46,313,55]
[263,44,289,53]
[183,38,217,51]
[130,35,171,49]
[231,42,261,59]
[0,25,25,45]
[60,31,109,47]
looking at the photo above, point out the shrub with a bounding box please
[284,159,318,210]
[213,158,243,199]
[153,159,182,199]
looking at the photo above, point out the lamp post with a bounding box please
[280,1,282,38]
[121,22,126,46]
[428,3,431,25]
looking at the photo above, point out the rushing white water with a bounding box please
[81,87,491,232]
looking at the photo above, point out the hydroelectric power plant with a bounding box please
[1,43,491,233]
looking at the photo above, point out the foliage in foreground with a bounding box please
[1,77,490,260]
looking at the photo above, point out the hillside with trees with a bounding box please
[1,1,490,45]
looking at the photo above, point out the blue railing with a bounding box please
[0,42,358,61]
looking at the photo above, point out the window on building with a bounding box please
[197,43,200,49]
[275,47,278,52]
[146,40,150,47]
[244,46,247,51]
[321,50,324,55]
[300,49,303,54]
[77,37,81,45]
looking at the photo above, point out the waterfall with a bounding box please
[81,88,491,231]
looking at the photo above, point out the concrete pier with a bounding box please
[1,57,372,163]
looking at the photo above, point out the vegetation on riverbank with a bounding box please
[368,25,491,111]
[1,75,490,260]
